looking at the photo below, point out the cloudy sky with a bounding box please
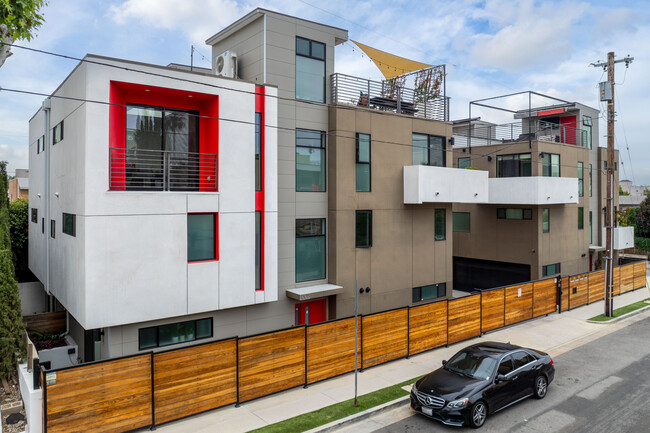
[1,0,648,182]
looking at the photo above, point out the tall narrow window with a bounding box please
[542,153,560,177]
[53,121,64,144]
[412,133,445,167]
[496,153,531,177]
[453,212,470,232]
[31,208,38,224]
[356,133,371,192]
[255,211,261,290]
[255,113,262,191]
[296,219,326,282]
[589,164,592,197]
[542,208,550,233]
[583,116,592,149]
[187,213,217,262]
[295,37,325,103]
[62,213,76,237]
[50,220,55,238]
[296,129,326,192]
[578,207,584,230]
[435,209,446,241]
[578,161,584,197]
[589,211,593,244]
[356,210,372,248]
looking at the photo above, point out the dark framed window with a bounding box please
[41,218,44,234]
[589,211,593,244]
[296,218,326,282]
[543,263,561,276]
[50,219,55,238]
[355,210,372,248]
[458,157,470,169]
[435,209,446,241]
[578,207,584,230]
[31,208,38,224]
[296,129,326,192]
[125,104,200,191]
[53,121,64,144]
[412,133,445,167]
[138,317,213,350]
[255,211,261,291]
[583,115,592,149]
[188,213,217,262]
[37,135,44,154]
[453,212,470,232]
[542,208,550,233]
[497,208,532,220]
[356,133,371,192]
[589,164,592,197]
[542,153,560,177]
[578,161,584,197]
[496,153,531,177]
[62,213,76,237]
[255,112,262,191]
[412,283,446,302]
[296,37,325,103]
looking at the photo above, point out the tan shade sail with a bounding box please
[352,40,431,79]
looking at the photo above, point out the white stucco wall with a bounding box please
[403,165,489,204]
[488,177,579,205]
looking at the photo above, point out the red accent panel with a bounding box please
[255,86,265,291]
[560,115,577,145]
[108,81,219,191]
[295,299,327,326]
[538,108,564,116]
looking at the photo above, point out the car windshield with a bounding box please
[445,351,498,380]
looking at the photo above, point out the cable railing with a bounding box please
[330,73,449,121]
[109,148,218,191]
[453,120,588,148]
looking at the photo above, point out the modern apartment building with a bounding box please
[27,8,622,362]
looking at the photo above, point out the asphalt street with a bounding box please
[351,312,650,433]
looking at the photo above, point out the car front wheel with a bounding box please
[534,375,548,399]
[469,400,487,428]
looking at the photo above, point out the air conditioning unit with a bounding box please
[215,51,238,78]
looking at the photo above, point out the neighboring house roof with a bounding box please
[619,195,643,207]
[18,178,28,190]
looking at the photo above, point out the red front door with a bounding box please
[295,299,326,326]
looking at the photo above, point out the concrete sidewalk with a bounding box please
[152,288,650,433]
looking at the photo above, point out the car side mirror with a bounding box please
[496,374,507,383]
[442,360,447,366]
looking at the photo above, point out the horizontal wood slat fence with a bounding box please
[42,262,646,432]
[23,311,67,334]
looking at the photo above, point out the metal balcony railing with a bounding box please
[453,120,588,148]
[109,148,218,191]
[330,73,449,121]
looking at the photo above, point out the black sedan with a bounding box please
[410,341,555,428]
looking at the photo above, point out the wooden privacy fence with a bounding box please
[41,262,646,432]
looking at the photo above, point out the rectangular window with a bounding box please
[255,211,261,291]
[296,129,326,192]
[36,135,44,154]
[578,161,584,197]
[542,153,560,177]
[589,211,593,244]
[138,317,213,350]
[62,213,76,237]
[496,153,531,177]
[296,218,326,282]
[42,218,44,234]
[458,157,470,169]
[497,208,532,220]
[296,37,325,103]
[435,209,446,241]
[543,263,561,276]
[578,207,584,230]
[453,212,470,232]
[543,208,550,233]
[412,283,446,303]
[187,213,217,262]
[50,219,55,238]
[412,133,445,167]
[356,210,372,248]
[583,116,592,149]
[356,133,371,192]
[31,208,38,224]
[589,164,592,197]
[255,112,262,191]
[53,121,64,144]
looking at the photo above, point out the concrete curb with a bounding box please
[305,395,411,433]
[585,303,650,324]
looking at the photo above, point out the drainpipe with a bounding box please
[42,98,52,309]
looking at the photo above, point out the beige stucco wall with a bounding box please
[328,105,454,317]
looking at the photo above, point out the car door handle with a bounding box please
[512,376,518,380]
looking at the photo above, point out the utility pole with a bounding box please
[590,52,633,317]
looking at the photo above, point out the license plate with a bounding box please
[423,407,433,416]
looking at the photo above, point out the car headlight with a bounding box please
[447,398,469,409]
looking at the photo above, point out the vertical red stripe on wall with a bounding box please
[255,86,265,291]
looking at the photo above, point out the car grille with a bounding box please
[415,390,445,408]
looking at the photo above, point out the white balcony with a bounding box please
[404,165,489,204]
[602,226,635,250]
[488,177,578,205]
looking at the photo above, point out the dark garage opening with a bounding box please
[453,257,531,292]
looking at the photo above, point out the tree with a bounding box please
[619,185,630,196]
[9,198,28,275]
[636,193,650,238]
[0,0,48,67]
